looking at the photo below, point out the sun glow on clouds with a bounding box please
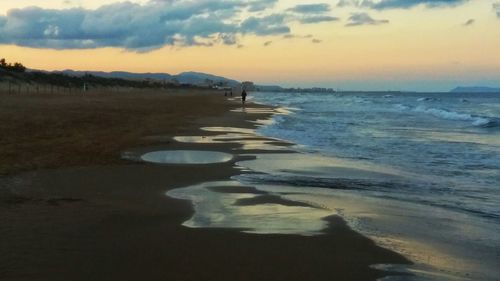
[0,0,499,91]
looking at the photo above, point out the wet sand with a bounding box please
[0,89,409,281]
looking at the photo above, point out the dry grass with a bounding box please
[0,88,229,175]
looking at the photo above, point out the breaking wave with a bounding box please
[395,104,498,127]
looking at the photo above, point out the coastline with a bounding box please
[0,89,409,281]
[243,92,500,281]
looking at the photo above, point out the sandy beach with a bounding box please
[0,89,409,281]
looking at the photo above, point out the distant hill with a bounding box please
[450,86,500,93]
[175,71,240,86]
[56,70,240,86]
[57,70,172,81]
[1,68,170,90]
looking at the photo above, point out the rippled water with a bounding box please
[252,91,500,221]
[166,93,500,280]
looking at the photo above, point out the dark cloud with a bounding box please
[288,4,331,14]
[494,3,500,18]
[283,34,313,39]
[240,14,290,35]
[336,0,368,8]
[247,0,279,12]
[298,15,339,24]
[286,4,338,25]
[0,0,288,51]
[336,0,353,8]
[312,39,322,43]
[346,12,389,26]
[362,0,468,10]
[263,41,273,46]
[217,33,237,45]
[463,19,475,26]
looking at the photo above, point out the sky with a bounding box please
[1,0,499,91]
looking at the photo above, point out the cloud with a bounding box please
[494,3,500,18]
[312,39,322,43]
[362,0,468,10]
[263,40,273,46]
[336,0,353,7]
[298,15,339,24]
[346,12,389,26]
[288,3,331,14]
[217,33,237,45]
[286,3,338,24]
[240,14,290,35]
[0,0,290,51]
[336,0,369,8]
[283,34,313,39]
[463,19,475,26]
[247,0,279,12]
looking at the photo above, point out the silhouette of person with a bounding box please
[230,90,233,97]
[241,89,247,106]
[224,91,227,96]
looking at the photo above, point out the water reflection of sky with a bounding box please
[167,180,331,236]
[164,101,500,281]
[141,150,233,164]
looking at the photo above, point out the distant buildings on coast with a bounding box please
[255,84,336,93]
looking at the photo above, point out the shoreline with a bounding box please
[243,92,500,281]
[0,89,409,281]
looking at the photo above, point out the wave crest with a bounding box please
[395,104,498,128]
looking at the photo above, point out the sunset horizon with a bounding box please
[1,0,500,91]
[2,2,500,281]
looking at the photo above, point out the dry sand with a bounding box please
[0,89,409,281]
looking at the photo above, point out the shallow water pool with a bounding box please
[141,150,233,164]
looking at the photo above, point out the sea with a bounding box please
[252,91,500,222]
[168,91,500,281]
[250,91,500,281]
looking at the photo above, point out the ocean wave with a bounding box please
[395,104,411,111]
[417,97,439,102]
[239,174,500,221]
[478,119,500,128]
[238,173,402,191]
[395,104,497,127]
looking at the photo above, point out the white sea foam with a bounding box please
[248,91,500,280]
[395,104,492,127]
[394,104,410,111]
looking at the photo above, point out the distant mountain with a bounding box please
[56,70,240,87]
[451,86,500,93]
[175,71,240,86]
[57,70,172,81]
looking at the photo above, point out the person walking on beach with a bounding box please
[241,89,247,106]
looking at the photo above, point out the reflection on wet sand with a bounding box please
[166,107,500,280]
[174,133,293,151]
[167,180,332,236]
[141,150,233,164]
[201,126,256,134]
